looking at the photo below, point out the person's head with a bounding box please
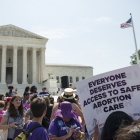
[23,92,29,100]
[34,86,37,92]
[0,94,5,100]
[25,86,30,92]
[61,88,76,103]
[49,96,54,104]
[57,96,64,103]
[8,85,14,91]
[54,101,75,122]
[43,96,50,107]
[31,97,46,118]
[69,84,72,88]
[0,100,5,109]
[115,121,140,140]
[30,94,37,102]
[30,86,36,93]
[8,95,24,117]
[101,111,133,140]
[42,86,46,91]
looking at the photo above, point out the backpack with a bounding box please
[14,123,43,140]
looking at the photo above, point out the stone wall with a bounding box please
[46,64,93,88]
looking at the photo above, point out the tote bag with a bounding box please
[0,129,8,140]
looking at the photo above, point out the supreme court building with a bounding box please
[0,24,48,92]
[0,24,93,93]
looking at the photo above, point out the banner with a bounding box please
[75,65,140,136]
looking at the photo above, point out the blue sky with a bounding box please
[0,0,140,75]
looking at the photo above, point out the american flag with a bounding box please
[120,18,132,29]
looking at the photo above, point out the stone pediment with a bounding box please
[0,24,46,39]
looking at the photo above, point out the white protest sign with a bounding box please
[75,65,140,136]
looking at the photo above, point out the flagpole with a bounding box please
[130,13,139,64]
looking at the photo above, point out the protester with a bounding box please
[22,92,30,115]
[25,97,49,140]
[56,96,64,103]
[69,84,72,88]
[30,86,38,95]
[114,120,140,140]
[0,100,5,122]
[43,96,53,121]
[49,95,54,105]
[48,101,84,140]
[24,94,38,122]
[22,92,30,104]
[0,93,5,100]
[99,111,134,140]
[0,95,24,140]
[50,88,85,127]
[24,86,30,94]
[39,86,49,96]
[5,85,14,97]
[74,94,81,109]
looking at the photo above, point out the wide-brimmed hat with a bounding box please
[61,88,75,99]
[54,101,75,118]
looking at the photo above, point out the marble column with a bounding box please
[38,51,41,83]
[41,47,46,82]
[1,45,7,84]
[22,47,28,84]
[12,46,18,84]
[32,48,37,84]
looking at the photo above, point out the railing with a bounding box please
[42,79,48,83]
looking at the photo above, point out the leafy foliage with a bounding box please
[130,50,140,65]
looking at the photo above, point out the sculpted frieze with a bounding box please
[0,26,42,39]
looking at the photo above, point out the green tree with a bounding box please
[130,50,140,65]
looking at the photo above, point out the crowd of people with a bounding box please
[0,85,140,140]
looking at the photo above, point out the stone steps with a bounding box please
[0,83,44,96]
[0,84,8,94]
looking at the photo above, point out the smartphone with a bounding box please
[73,127,80,134]
[15,123,20,126]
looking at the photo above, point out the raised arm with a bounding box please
[0,115,17,129]
[72,103,85,127]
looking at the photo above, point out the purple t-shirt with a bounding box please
[48,117,82,140]
[26,121,49,140]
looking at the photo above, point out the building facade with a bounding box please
[46,64,93,88]
[0,24,48,92]
[0,24,93,93]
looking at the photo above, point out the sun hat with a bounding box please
[54,101,75,119]
[61,88,76,99]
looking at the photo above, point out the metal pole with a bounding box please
[130,13,139,64]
